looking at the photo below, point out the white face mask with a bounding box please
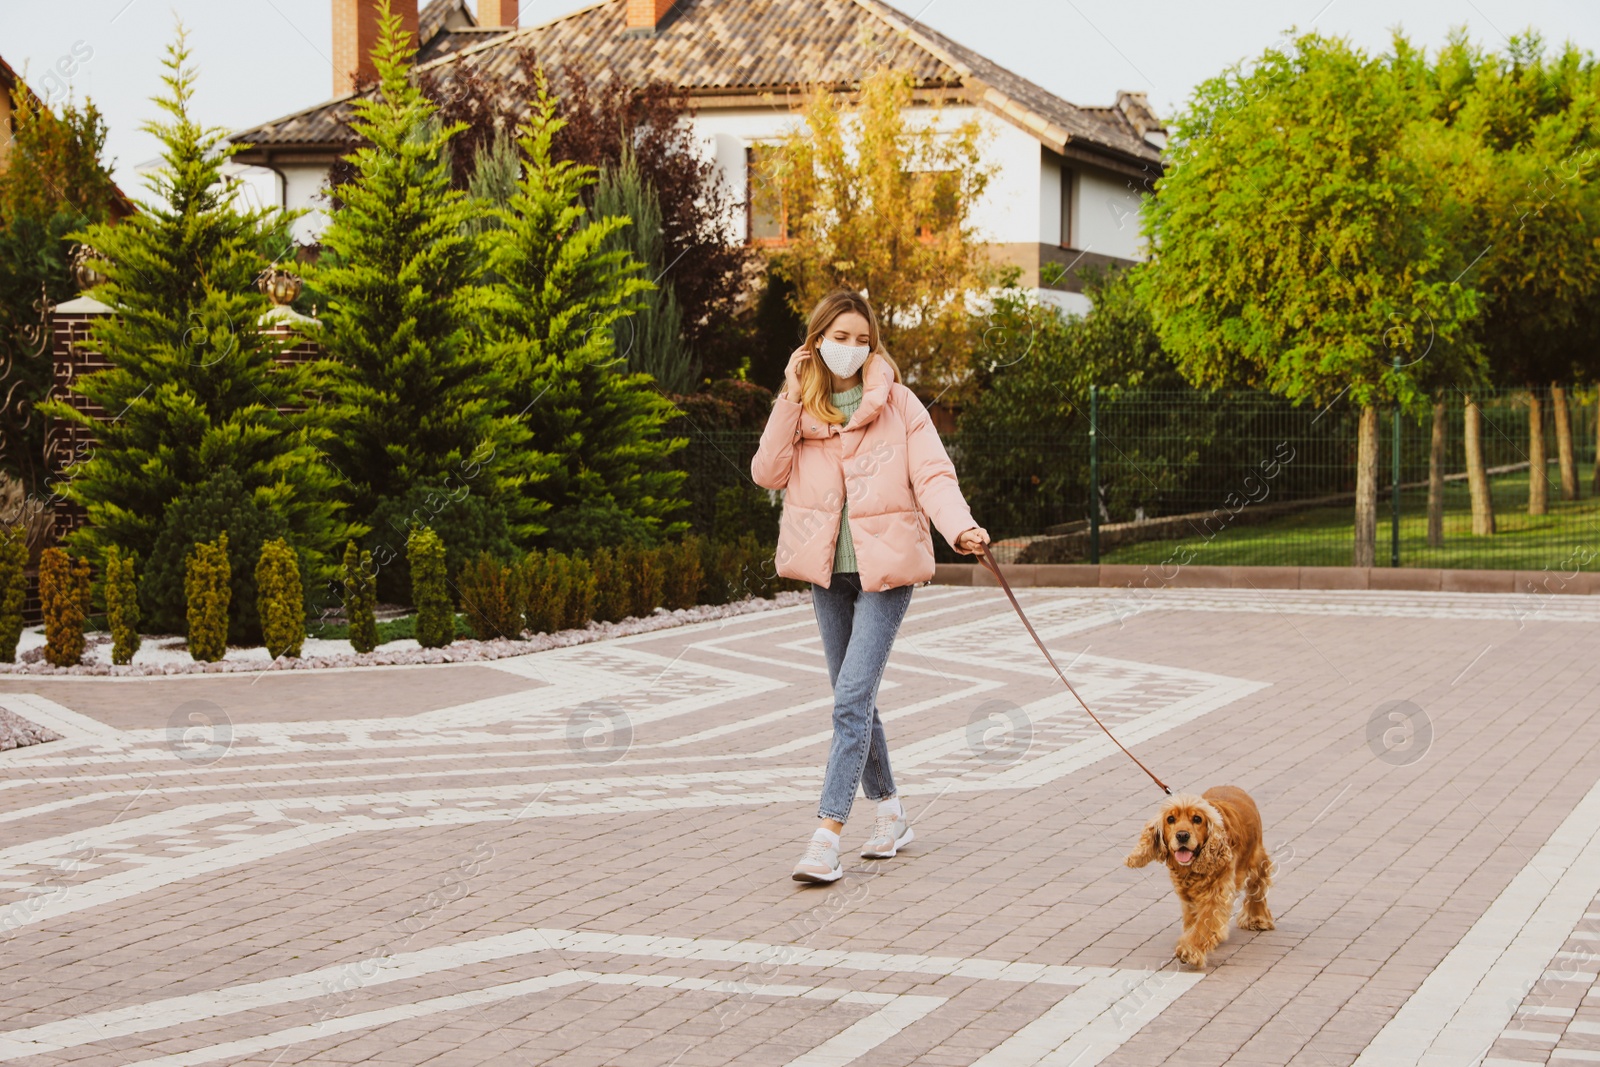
[817,338,871,378]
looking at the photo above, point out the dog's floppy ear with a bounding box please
[1189,801,1234,878]
[1125,814,1167,868]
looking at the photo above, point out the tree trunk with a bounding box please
[1464,394,1496,536]
[1427,395,1445,548]
[1528,385,1548,516]
[1354,404,1378,567]
[1593,388,1600,496]
[1552,383,1578,500]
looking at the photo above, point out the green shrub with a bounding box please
[142,468,288,644]
[696,533,796,604]
[0,526,28,662]
[408,526,453,649]
[559,553,597,630]
[39,547,91,667]
[185,533,231,662]
[256,538,305,659]
[623,543,665,619]
[522,549,600,634]
[660,536,704,611]
[341,540,378,654]
[712,484,781,545]
[458,552,527,640]
[694,534,730,605]
[366,482,517,605]
[717,535,758,602]
[524,550,566,635]
[104,544,141,665]
[522,551,554,635]
[589,546,631,623]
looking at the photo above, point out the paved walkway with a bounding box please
[3,585,1600,1066]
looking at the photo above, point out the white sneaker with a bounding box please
[861,811,914,859]
[792,836,843,883]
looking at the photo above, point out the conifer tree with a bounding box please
[256,538,305,658]
[104,544,141,665]
[185,532,230,662]
[40,25,350,629]
[592,149,698,393]
[480,81,688,552]
[0,526,27,662]
[304,1,537,598]
[407,525,453,649]
[341,540,379,654]
[466,132,520,239]
[40,547,90,668]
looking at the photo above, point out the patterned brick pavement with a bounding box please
[3,584,1600,1066]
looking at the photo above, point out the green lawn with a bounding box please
[307,612,476,642]
[1099,465,1600,570]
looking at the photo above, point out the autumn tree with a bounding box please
[0,86,120,494]
[754,67,1003,395]
[420,57,749,380]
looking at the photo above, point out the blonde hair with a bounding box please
[797,289,901,425]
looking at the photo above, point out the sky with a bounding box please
[5,0,1600,202]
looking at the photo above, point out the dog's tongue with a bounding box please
[1175,849,1195,865]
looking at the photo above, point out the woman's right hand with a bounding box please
[781,346,811,400]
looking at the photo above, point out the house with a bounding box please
[231,0,1166,314]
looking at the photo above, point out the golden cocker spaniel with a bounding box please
[1125,785,1275,969]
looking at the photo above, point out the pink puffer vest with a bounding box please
[750,358,977,590]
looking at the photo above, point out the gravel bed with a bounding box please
[0,590,813,678]
[0,707,62,750]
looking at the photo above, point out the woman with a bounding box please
[751,289,989,884]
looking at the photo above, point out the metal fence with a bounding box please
[673,387,1600,571]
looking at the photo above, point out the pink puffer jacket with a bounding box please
[751,357,978,591]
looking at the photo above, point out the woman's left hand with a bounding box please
[955,527,990,555]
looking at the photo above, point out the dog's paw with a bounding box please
[1239,914,1275,931]
[1173,941,1208,969]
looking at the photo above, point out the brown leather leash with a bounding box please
[975,546,1173,795]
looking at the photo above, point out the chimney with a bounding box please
[332,0,419,96]
[1114,90,1165,144]
[478,0,518,27]
[624,0,676,35]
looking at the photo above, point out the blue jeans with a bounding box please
[811,572,914,823]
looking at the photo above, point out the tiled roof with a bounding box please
[231,0,1163,169]
[418,0,472,47]
[418,25,514,62]
[417,0,517,62]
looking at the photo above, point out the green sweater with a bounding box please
[831,384,864,573]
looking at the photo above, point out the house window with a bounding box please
[1060,165,1075,248]
[747,144,788,246]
